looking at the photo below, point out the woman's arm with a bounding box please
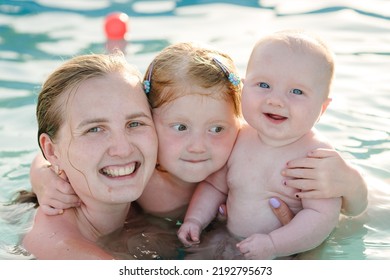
[282,148,368,216]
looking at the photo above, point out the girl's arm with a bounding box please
[282,148,368,216]
[30,153,80,215]
[178,180,227,246]
[178,166,228,246]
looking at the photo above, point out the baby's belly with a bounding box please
[226,198,282,238]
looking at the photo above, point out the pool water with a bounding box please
[0,0,389,260]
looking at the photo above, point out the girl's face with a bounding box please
[51,72,158,205]
[153,89,240,183]
[242,41,331,146]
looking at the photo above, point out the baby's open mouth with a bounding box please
[265,113,287,121]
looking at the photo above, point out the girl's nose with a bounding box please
[186,133,207,153]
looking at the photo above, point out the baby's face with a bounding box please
[153,91,240,183]
[241,40,331,146]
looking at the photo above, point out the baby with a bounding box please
[178,30,342,259]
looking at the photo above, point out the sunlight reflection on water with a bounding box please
[0,0,389,260]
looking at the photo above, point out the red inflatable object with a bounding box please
[104,12,129,40]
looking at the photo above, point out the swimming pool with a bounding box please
[0,0,389,260]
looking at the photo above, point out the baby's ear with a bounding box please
[39,133,60,165]
[320,97,332,115]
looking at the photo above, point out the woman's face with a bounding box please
[53,72,158,205]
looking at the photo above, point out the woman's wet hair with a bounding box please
[36,51,143,157]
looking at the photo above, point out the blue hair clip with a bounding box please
[213,57,240,87]
[143,61,154,94]
[143,80,150,94]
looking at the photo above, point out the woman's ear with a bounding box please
[39,133,60,165]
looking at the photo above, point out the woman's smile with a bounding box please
[99,162,140,178]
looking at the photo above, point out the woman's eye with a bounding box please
[258,82,270,89]
[87,127,102,133]
[210,126,224,133]
[173,124,187,131]
[290,88,303,95]
[128,121,142,128]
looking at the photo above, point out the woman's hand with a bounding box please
[269,197,295,226]
[218,197,295,226]
[281,148,368,216]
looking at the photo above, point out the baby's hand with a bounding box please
[35,165,80,215]
[236,233,275,259]
[177,218,202,247]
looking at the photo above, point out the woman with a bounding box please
[22,52,158,259]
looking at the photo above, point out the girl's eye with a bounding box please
[210,126,224,133]
[87,127,102,133]
[290,88,303,95]
[173,124,187,131]
[258,82,270,89]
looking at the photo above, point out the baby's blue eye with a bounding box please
[258,82,270,89]
[173,124,187,131]
[290,88,303,95]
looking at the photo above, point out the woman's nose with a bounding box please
[107,131,134,157]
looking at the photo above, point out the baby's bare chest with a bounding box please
[227,138,307,197]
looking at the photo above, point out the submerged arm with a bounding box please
[23,209,115,260]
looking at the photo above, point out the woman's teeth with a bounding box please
[101,164,136,177]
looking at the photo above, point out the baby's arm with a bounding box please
[177,167,228,246]
[282,148,368,216]
[237,197,342,259]
[30,153,80,215]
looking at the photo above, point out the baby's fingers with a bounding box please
[55,179,76,195]
[178,228,198,247]
[40,205,64,216]
[236,239,250,254]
